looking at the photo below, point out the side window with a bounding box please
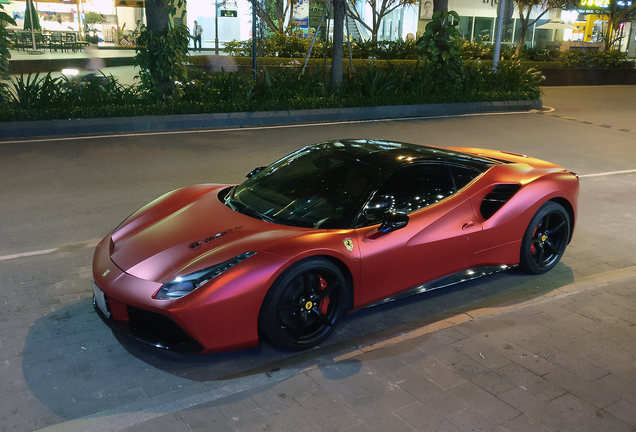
[363,164,456,224]
[449,165,482,190]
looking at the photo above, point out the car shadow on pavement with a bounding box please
[22,265,573,421]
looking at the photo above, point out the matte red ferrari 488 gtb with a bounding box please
[93,140,579,352]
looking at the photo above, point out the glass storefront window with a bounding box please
[500,20,513,43]
[513,19,539,48]
[458,15,474,41]
[474,16,494,43]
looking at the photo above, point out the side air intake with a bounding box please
[480,184,522,220]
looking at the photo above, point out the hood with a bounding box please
[109,184,298,283]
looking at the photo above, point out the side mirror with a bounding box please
[246,166,267,178]
[378,211,409,233]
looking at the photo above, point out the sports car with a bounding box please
[92,140,579,353]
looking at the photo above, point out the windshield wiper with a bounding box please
[223,186,238,210]
[226,197,277,224]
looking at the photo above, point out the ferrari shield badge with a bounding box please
[343,238,354,253]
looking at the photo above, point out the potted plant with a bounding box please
[85,11,103,44]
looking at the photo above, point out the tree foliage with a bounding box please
[513,0,577,56]
[346,0,419,45]
[246,0,297,35]
[598,0,636,50]
[85,11,105,26]
[136,0,188,100]
[417,10,464,92]
[0,4,16,103]
[135,23,190,100]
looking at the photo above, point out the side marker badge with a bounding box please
[102,269,111,277]
[343,238,354,253]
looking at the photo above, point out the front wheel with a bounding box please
[259,258,347,351]
[519,201,571,274]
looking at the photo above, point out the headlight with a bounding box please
[154,252,257,300]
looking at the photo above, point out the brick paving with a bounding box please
[115,267,636,432]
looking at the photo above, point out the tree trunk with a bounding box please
[248,0,281,34]
[145,0,169,33]
[372,20,379,45]
[331,0,345,92]
[515,10,529,56]
[433,0,448,13]
[140,0,178,99]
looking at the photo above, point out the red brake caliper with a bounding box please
[318,275,330,314]
[530,225,538,255]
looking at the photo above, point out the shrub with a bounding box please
[560,49,635,69]
[134,24,190,100]
[1,3,17,103]
[417,11,465,93]
[8,73,61,110]
[0,58,544,123]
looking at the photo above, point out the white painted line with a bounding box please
[0,248,58,261]
[0,110,533,145]
[579,169,636,178]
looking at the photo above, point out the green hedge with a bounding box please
[213,38,635,70]
[190,55,633,73]
[0,60,543,122]
[0,91,539,123]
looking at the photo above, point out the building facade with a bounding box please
[5,0,634,55]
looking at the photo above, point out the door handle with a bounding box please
[462,221,475,230]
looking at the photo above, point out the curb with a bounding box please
[0,99,542,140]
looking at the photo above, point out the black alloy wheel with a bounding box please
[259,258,347,351]
[519,201,571,274]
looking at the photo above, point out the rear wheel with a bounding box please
[519,201,570,274]
[259,258,347,351]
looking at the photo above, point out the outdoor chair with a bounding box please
[49,32,63,52]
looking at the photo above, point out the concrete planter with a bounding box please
[191,63,636,86]
[9,56,135,75]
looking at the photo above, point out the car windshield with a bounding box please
[225,145,380,229]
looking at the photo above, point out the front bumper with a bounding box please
[92,284,205,351]
[92,235,288,353]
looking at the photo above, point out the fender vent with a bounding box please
[480,184,521,220]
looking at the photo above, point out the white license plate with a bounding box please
[93,282,110,318]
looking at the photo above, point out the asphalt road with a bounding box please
[1,86,635,258]
[1,86,635,432]
[541,85,636,132]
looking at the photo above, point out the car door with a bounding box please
[354,163,483,306]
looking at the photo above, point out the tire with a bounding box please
[259,258,347,351]
[519,201,570,274]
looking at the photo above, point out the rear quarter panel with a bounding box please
[464,164,579,267]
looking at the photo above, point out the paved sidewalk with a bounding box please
[35,266,636,432]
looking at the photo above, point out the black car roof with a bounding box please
[312,139,499,172]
